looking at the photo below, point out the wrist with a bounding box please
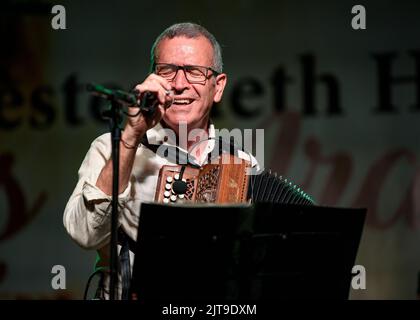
[122,125,145,148]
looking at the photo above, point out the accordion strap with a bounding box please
[140,135,200,167]
[118,228,136,300]
[140,134,243,166]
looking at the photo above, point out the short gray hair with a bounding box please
[150,22,223,73]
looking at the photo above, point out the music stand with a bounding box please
[130,202,366,300]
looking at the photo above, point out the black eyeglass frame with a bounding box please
[154,63,220,84]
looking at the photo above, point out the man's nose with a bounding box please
[172,69,190,91]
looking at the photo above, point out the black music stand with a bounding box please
[130,202,366,300]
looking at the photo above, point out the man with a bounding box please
[63,22,255,299]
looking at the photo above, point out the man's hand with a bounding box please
[96,74,173,196]
[122,74,173,146]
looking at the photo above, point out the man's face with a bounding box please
[155,36,227,132]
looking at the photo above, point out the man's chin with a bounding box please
[163,115,191,131]
[163,110,209,132]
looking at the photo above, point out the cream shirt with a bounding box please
[63,122,257,298]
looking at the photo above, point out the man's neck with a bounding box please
[161,119,210,151]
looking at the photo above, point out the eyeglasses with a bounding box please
[154,63,220,84]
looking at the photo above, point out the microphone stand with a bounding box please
[86,83,157,300]
[101,96,123,301]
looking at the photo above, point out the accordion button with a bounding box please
[164,191,171,198]
[163,198,170,203]
[165,183,172,190]
[170,195,177,202]
[178,194,185,199]
[166,176,173,183]
[174,174,180,180]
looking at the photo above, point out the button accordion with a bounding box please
[154,154,314,205]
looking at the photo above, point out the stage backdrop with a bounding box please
[1,0,419,299]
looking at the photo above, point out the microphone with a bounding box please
[137,90,159,116]
[136,89,174,116]
[86,83,137,105]
[86,83,163,116]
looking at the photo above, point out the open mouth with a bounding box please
[172,98,195,106]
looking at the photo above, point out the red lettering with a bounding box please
[0,153,47,241]
[302,136,352,206]
[264,111,301,174]
[352,149,417,229]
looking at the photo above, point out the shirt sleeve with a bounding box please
[63,133,132,250]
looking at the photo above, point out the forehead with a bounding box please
[156,36,214,66]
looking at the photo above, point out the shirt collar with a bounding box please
[146,121,216,144]
[145,121,216,166]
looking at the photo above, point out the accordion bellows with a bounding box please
[247,170,315,205]
[154,154,314,205]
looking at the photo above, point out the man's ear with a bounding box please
[213,73,227,103]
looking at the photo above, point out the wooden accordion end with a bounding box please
[154,154,315,205]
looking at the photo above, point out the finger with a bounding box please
[134,82,170,106]
[126,106,143,118]
[147,74,172,91]
[164,90,174,108]
[153,107,165,124]
[157,104,166,115]
[135,75,171,96]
